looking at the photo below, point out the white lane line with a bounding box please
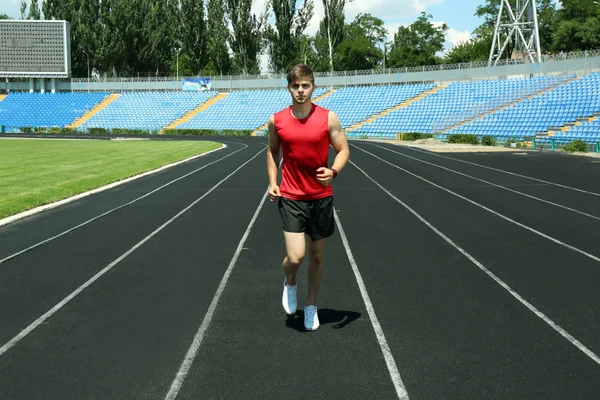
[368,143,600,222]
[350,159,600,366]
[165,187,268,400]
[354,145,600,264]
[0,148,265,358]
[334,211,410,400]
[0,144,249,266]
[396,144,600,198]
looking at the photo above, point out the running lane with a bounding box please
[396,144,600,194]
[349,142,600,365]
[0,139,249,259]
[0,142,260,346]
[329,145,600,399]
[0,142,268,399]
[169,148,402,400]
[364,142,600,223]
[353,142,600,258]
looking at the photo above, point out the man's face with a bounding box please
[288,77,315,104]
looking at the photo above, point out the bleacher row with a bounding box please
[0,72,599,144]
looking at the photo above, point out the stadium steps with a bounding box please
[344,85,446,134]
[446,75,581,134]
[250,88,337,136]
[313,88,337,103]
[67,94,121,128]
[0,95,7,103]
[163,92,228,131]
[311,88,336,103]
[546,112,600,137]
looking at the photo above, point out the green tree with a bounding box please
[144,0,176,75]
[20,1,27,19]
[536,0,556,53]
[336,13,387,71]
[0,14,11,19]
[206,0,231,76]
[444,37,490,64]
[552,0,600,52]
[266,0,315,73]
[297,34,319,67]
[226,0,267,75]
[180,0,208,75]
[388,12,448,68]
[28,0,41,19]
[318,0,347,72]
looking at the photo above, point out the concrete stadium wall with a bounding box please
[4,56,600,93]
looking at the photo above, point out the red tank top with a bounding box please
[274,103,333,201]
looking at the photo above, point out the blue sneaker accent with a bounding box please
[304,305,319,331]
[282,278,297,315]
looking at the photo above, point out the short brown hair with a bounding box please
[287,64,315,85]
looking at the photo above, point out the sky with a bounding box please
[0,0,486,71]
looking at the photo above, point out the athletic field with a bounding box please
[1,135,599,399]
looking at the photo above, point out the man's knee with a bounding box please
[286,254,304,267]
[284,231,305,267]
[308,251,324,266]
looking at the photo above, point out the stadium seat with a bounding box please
[358,75,567,136]
[0,92,108,131]
[80,91,218,131]
[178,88,329,131]
[3,72,599,145]
[451,72,600,143]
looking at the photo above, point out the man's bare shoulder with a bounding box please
[327,110,342,129]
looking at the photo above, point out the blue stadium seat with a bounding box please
[359,75,565,136]
[4,71,599,145]
[80,91,218,131]
[450,72,600,143]
[0,92,108,130]
[178,88,329,131]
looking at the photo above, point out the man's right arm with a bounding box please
[266,115,281,201]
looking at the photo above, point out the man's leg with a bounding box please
[281,232,304,315]
[303,196,334,331]
[282,231,305,285]
[278,197,308,315]
[306,235,327,306]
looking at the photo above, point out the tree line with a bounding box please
[3,0,599,79]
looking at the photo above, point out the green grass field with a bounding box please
[0,138,223,220]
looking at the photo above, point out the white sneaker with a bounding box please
[304,305,320,331]
[282,278,297,315]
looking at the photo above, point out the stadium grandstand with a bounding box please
[1,21,599,152]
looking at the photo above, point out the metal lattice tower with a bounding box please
[488,0,542,67]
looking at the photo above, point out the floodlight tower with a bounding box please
[488,0,542,67]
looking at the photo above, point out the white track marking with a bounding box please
[350,159,600,366]
[334,211,410,400]
[395,144,600,197]
[354,145,600,264]
[368,143,600,222]
[0,148,265,358]
[165,188,268,400]
[0,144,249,266]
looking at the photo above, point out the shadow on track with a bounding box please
[285,309,362,332]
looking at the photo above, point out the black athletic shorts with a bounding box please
[277,196,335,241]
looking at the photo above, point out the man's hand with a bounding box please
[316,167,334,187]
[268,184,281,202]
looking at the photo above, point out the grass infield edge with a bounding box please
[0,143,227,228]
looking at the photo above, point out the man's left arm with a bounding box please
[316,111,350,186]
[328,111,349,174]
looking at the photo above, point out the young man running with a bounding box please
[266,64,349,331]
